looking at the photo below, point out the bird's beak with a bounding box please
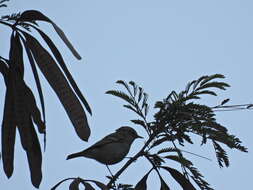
[136,135,143,139]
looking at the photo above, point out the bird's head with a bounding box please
[116,126,143,143]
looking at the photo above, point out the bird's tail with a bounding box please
[66,151,85,160]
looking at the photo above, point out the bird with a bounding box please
[66,126,143,165]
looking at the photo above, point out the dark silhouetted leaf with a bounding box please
[24,85,45,133]
[131,119,146,128]
[129,81,137,96]
[159,175,170,190]
[25,33,90,141]
[182,95,201,102]
[212,140,229,167]
[18,10,50,22]
[188,166,214,190]
[10,69,33,151]
[149,154,165,166]
[69,178,80,190]
[196,82,230,91]
[169,91,179,101]
[138,87,143,103]
[0,59,8,84]
[118,184,133,189]
[200,74,225,86]
[29,26,91,115]
[144,104,149,116]
[134,169,152,190]
[154,101,163,109]
[51,178,75,190]
[80,182,95,190]
[162,166,196,190]
[9,33,24,77]
[51,23,82,60]
[21,35,46,122]
[26,118,42,188]
[193,76,208,90]
[185,80,196,94]
[212,133,247,152]
[221,98,230,105]
[2,86,16,178]
[123,105,140,116]
[106,90,134,105]
[18,10,81,59]
[151,136,175,148]
[182,134,193,144]
[116,80,131,92]
[193,90,217,96]
[0,0,8,8]
[9,33,32,151]
[246,104,253,109]
[157,147,179,154]
[142,93,148,109]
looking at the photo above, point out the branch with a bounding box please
[0,20,13,28]
[0,20,26,32]
[106,134,156,188]
[144,154,161,176]
[212,103,253,111]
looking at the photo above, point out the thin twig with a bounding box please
[171,140,190,180]
[212,103,253,109]
[213,108,253,112]
[180,149,212,161]
[212,103,253,112]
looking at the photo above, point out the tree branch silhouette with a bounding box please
[107,133,156,188]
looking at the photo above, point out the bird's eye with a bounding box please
[130,131,136,137]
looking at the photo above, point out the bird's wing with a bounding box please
[85,132,123,150]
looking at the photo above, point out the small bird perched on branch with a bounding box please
[66,126,143,165]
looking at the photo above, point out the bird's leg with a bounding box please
[106,165,118,189]
[106,165,114,178]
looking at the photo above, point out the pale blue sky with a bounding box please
[0,0,253,189]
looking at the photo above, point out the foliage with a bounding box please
[1,2,250,190]
[0,0,9,8]
[54,74,248,190]
[0,4,91,188]
[51,177,108,190]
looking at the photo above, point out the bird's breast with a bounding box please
[88,142,130,165]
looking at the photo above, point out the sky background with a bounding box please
[0,0,253,189]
